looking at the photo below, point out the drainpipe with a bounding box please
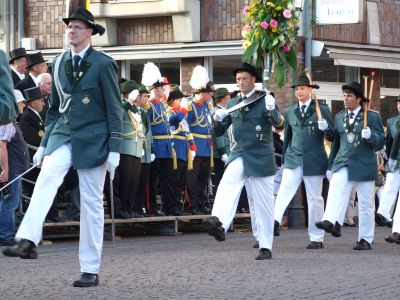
[18,0,24,47]
[4,0,10,52]
[10,0,15,50]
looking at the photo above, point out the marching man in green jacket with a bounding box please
[316,82,384,250]
[274,74,335,249]
[203,63,284,260]
[3,8,123,287]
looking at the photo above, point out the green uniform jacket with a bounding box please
[214,93,284,177]
[213,104,231,158]
[283,101,334,176]
[385,115,400,172]
[329,109,384,181]
[41,48,122,169]
[0,50,19,124]
[121,100,144,158]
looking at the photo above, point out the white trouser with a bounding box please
[392,198,400,233]
[274,166,325,242]
[377,171,400,220]
[16,143,107,274]
[323,167,375,244]
[212,157,275,250]
[246,183,257,241]
[344,186,357,225]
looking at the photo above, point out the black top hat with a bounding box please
[63,7,105,36]
[291,74,320,89]
[232,62,260,82]
[23,87,43,103]
[9,48,27,64]
[26,52,47,69]
[167,90,187,103]
[342,82,367,102]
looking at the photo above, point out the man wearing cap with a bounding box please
[316,82,384,251]
[186,66,215,215]
[9,47,27,87]
[16,52,48,93]
[212,87,231,192]
[203,62,284,260]
[167,88,196,215]
[135,84,153,216]
[273,74,335,249]
[3,7,122,287]
[0,50,19,125]
[375,96,400,228]
[118,80,145,218]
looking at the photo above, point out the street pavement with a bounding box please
[0,225,399,300]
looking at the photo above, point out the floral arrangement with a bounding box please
[242,0,300,88]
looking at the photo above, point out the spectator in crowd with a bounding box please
[37,73,52,120]
[9,47,27,87]
[16,52,48,93]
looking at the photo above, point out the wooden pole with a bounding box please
[305,72,322,121]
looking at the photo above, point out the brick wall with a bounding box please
[117,17,174,45]
[181,57,205,94]
[24,0,65,49]
[201,0,248,41]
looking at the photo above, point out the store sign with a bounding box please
[316,0,363,25]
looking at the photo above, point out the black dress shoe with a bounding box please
[191,208,205,215]
[165,209,183,216]
[73,273,99,287]
[151,210,165,217]
[353,239,371,250]
[202,216,225,241]
[274,220,280,237]
[201,207,211,215]
[316,220,334,233]
[253,241,259,248]
[331,222,341,237]
[45,216,64,223]
[129,211,144,218]
[384,232,400,244]
[306,241,324,249]
[375,212,388,226]
[2,239,38,259]
[255,248,272,260]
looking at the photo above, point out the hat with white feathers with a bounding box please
[141,62,166,90]
[190,65,215,94]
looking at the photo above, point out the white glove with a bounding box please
[221,153,229,164]
[388,158,397,172]
[326,170,332,181]
[150,154,156,162]
[318,119,328,131]
[361,127,371,140]
[128,89,139,103]
[180,98,188,109]
[107,152,120,180]
[214,109,228,122]
[265,94,276,111]
[191,151,196,159]
[33,146,46,167]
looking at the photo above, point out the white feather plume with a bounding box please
[141,62,162,87]
[190,65,209,90]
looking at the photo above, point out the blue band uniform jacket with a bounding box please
[40,47,123,169]
[283,101,335,176]
[329,108,384,181]
[168,108,194,161]
[214,93,284,177]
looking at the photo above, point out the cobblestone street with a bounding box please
[1,226,399,300]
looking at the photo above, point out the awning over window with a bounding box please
[326,45,400,70]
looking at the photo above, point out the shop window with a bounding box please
[381,69,400,89]
[312,51,346,83]
[129,59,180,85]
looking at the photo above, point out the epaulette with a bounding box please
[187,102,193,111]
[143,102,151,111]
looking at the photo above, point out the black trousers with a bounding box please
[149,158,176,214]
[136,163,150,213]
[174,159,188,209]
[186,156,211,210]
[118,154,141,212]
[212,158,225,195]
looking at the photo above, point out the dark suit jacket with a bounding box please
[41,47,122,169]
[15,74,36,94]
[19,107,45,149]
[0,50,19,124]
[11,69,22,87]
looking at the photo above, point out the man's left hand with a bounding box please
[361,127,371,140]
[265,94,276,111]
[107,152,120,180]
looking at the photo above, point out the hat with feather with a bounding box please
[141,62,166,90]
[190,65,215,94]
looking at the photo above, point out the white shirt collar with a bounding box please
[29,73,39,86]
[299,98,312,111]
[348,106,361,118]
[11,66,25,80]
[242,87,257,98]
[28,106,43,121]
[71,44,90,61]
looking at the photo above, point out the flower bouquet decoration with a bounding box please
[242,0,300,88]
